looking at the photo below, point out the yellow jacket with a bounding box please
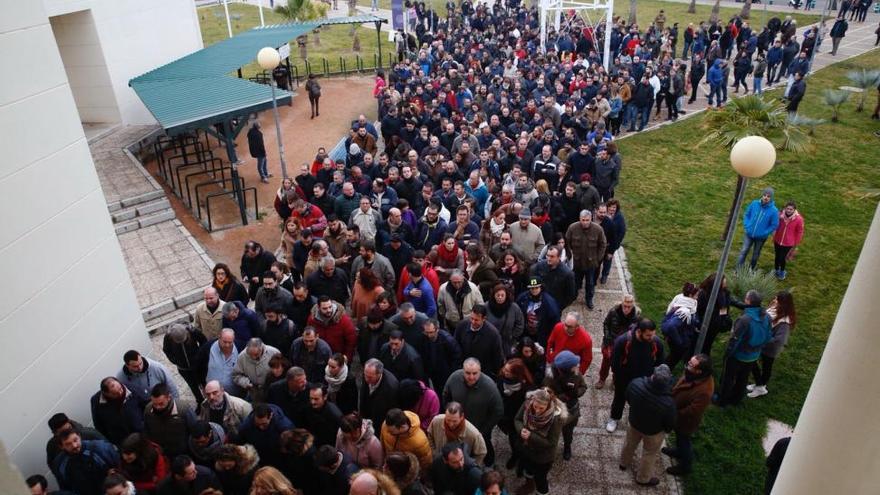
[380,410,433,470]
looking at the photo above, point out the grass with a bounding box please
[197,3,392,78]
[356,0,819,29]
[618,48,880,494]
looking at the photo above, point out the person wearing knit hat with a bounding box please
[553,350,580,371]
[619,362,677,486]
[737,186,780,270]
[546,348,588,460]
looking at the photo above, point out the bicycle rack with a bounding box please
[204,184,258,232]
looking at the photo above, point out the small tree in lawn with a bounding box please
[699,95,811,241]
[275,0,327,57]
[688,0,697,14]
[628,0,637,26]
[710,0,721,24]
[823,89,850,122]
[846,69,880,112]
[740,0,753,19]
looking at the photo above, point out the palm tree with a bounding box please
[788,114,826,136]
[628,0,637,26]
[846,69,880,112]
[710,0,722,24]
[740,0,754,19]
[699,95,811,240]
[823,89,850,122]
[275,0,327,58]
[688,0,697,14]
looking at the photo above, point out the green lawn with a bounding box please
[357,0,819,29]
[197,3,392,78]
[618,48,880,494]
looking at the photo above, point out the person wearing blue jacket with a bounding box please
[222,300,262,351]
[402,264,437,317]
[707,59,724,108]
[784,51,810,98]
[50,430,119,495]
[236,403,294,467]
[766,40,784,84]
[718,290,771,407]
[737,187,780,269]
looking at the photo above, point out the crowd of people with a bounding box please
[32,2,820,495]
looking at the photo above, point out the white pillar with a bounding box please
[259,0,266,27]
[772,203,880,494]
[223,0,233,38]
[540,0,548,54]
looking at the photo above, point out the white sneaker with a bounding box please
[747,385,768,398]
[606,419,618,433]
[746,384,756,392]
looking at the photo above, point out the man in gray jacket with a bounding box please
[232,338,279,403]
[350,239,396,289]
[442,358,504,468]
[117,350,179,404]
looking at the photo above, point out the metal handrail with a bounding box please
[182,160,228,208]
[205,186,257,232]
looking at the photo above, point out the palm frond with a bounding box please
[822,89,850,105]
[699,94,812,152]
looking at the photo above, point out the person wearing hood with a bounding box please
[772,200,805,280]
[512,387,568,495]
[737,187,780,270]
[718,290,772,407]
[707,59,725,108]
[665,354,714,476]
[661,283,700,369]
[231,338,280,403]
[337,413,384,469]
[380,409,433,470]
[619,364,677,486]
[384,451,427,495]
[214,444,260,495]
[487,284,525,357]
[307,296,357,362]
[544,350,587,461]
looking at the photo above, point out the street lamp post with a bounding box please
[694,136,776,354]
[257,46,289,179]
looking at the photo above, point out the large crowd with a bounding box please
[32,1,820,495]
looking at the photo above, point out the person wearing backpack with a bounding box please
[606,319,666,433]
[718,290,772,407]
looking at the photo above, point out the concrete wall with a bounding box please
[0,0,151,479]
[43,0,204,125]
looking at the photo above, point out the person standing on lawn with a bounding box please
[736,187,780,270]
[718,290,772,407]
[748,291,796,398]
[772,201,805,280]
[664,354,714,476]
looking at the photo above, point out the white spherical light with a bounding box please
[730,136,776,178]
[257,47,281,70]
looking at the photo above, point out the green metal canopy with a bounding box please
[129,15,385,135]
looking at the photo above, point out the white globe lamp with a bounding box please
[730,135,776,178]
[257,46,281,70]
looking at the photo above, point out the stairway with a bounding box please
[109,190,176,234]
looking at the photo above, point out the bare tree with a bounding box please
[740,0,753,19]
[628,0,637,25]
[688,0,697,14]
[710,0,722,24]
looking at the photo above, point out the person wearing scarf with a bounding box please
[427,402,488,465]
[428,234,465,284]
[513,388,566,495]
[323,354,358,415]
[496,358,535,471]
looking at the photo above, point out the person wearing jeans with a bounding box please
[737,187,780,269]
[706,59,724,107]
[718,291,771,407]
[247,122,269,182]
[566,209,607,310]
[772,200,805,279]
[753,54,767,95]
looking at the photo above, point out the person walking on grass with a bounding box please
[772,200,805,280]
[618,364,676,487]
[718,290,772,407]
[748,291,796,398]
[247,121,269,183]
[664,354,714,476]
[306,74,321,119]
[737,187,779,270]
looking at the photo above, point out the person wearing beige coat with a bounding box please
[426,404,487,465]
[193,288,225,340]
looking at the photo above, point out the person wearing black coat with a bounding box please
[316,447,359,495]
[786,73,807,115]
[302,384,344,447]
[688,55,706,104]
[360,360,400,428]
[163,323,208,406]
[620,365,677,486]
[630,79,655,132]
[241,241,277,301]
[430,443,483,495]
[91,377,146,445]
[606,320,666,433]
[378,331,426,382]
[156,456,223,495]
[267,369,311,426]
[453,306,505,380]
[415,318,463,392]
[528,256,576,310]
[305,265,351,306]
[247,123,268,182]
[289,285,317,330]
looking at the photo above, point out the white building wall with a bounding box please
[0,0,152,479]
[43,0,204,125]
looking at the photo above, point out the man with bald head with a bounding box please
[193,287,225,340]
[198,380,252,436]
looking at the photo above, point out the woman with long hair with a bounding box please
[480,208,509,252]
[427,233,465,284]
[352,267,386,322]
[211,263,248,304]
[496,358,535,470]
[336,412,384,469]
[119,433,169,493]
[696,273,733,355]
[249,466,298,495]
[325,353,358,415]
[748,291,796,398]
[495,250,526,296]
[513,338,546,385]
[487,284,525,357]
[465,244,498,301]
[215,444,260,495]
[278,217,301,270]
[274,177,298,220]
[373,291,398,321]
[264,354,292,390]
[513,388,567,495]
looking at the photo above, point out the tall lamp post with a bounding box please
[694,136,776,354]
[257,46,289,179]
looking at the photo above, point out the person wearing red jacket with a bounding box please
[546,312,593,375]
[293,200,328,238]
[397,250,441,302]
[772,200,805,280]
[307,296,357,361]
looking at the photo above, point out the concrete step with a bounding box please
[111,197,171,223]
[108,189,166,213]
[144,300,202,335]
[114,208,176,234]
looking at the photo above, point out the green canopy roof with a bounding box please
[129,15,384,135]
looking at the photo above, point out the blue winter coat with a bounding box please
[223,300,262,351]
[403,276,437,317]
[729,307,772,362]
[767,46,783,65]
[237,404,294,466]
[742,198,780,240]
[707,60,724,86]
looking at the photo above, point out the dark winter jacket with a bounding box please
[302,402,344,447]
[267,380,310,425]
[516,290,561,347]
[162,327,207,373]
[727,306,772,362]
[247,126,266,158]
[289,336,333,384]
[223,301,262,351]
[610,330,666,383]
[626,376,676,435]
[240,249,276,285]
[156,464,222,495]
[414,329,462,392]
[360,369,400,428]
[306,268,351,306]
[529,261,576,310]
[144,401,196,458]
[236,404,294,467]
[51,439,120,495]
[442,370,504,435]
[453,320,505,378]
[90,388,145,445]
[378,341,425,382]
